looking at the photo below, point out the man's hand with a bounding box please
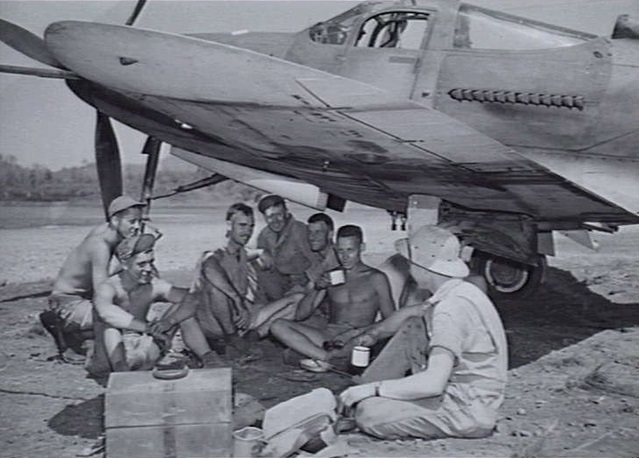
[258,252,274,270]
[149,317,175,336]
[232,304,252,333]
[145,322,172,353]
[339,384,376,411]
[352,330,377,347]
[314,273,331,290]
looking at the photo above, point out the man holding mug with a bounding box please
[339,225,507,440]
[270,225,395,372]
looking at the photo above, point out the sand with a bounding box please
[0,206,638,457]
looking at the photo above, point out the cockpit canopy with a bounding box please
[309,1,594,50]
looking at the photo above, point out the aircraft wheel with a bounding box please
[473,253,546,299]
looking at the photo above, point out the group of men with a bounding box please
[40,193,508,442]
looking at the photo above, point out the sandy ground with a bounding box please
[0,208,638,457]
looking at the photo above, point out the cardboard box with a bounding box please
[105,368,232,458]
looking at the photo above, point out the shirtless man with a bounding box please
[88,234,219,375]
[270,225,395,370]
[40,195,144,363]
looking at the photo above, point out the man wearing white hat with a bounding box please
[339,225,507,440]
[40,195,145,364]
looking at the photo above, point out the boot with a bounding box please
[39,310,68,354]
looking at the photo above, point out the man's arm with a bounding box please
[201,256,243,305]
[150,290,199,334]
[90,241,112,291]
[373,271,396,320]
[295,286,328,321]
[357,304,427,345]
[339,347,454,408]
[200,255,251,330]
[94,282,147,332]
[153,279,188,305]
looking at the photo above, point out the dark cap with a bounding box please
[257,195,286,214]
[116,233,156,261]
[108,195,145,218]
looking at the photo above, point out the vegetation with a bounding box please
[0,154,259,203]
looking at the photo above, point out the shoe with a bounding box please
[60,348,86,365]
[300,359,333,373]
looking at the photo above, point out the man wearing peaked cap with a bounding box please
[256,195,316,301]
[339,225,508,441]
[108,195,145,219]
[39,195,145,364]
[88,233,221,375]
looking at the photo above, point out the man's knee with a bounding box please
[354,398,391,438]
[269,318,293,337]
[355,397,446,440]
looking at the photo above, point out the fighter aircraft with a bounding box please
[1,0,638,298]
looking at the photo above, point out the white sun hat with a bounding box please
[395,225,469,278]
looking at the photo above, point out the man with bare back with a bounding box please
[40,195,144,363]
[270,225,395,371]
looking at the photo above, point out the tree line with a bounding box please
[0,154,259,202]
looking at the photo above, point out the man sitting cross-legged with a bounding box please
[270,225,395,372]
[338,226,508,440]
[87,234,220,376]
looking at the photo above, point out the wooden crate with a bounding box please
[105,368,232,458]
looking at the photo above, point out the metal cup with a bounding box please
[328,269,345,286]
[232,426,264,457]
[351,345,370,368]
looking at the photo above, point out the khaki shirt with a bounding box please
[257,217,315,276]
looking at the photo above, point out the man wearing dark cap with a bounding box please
[40,195,145,363]
[339,226,507,441]
[88,234,219,375]
[256,195,315,301]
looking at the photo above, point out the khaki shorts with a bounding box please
[121,332,161,371]
[48,294,93,331]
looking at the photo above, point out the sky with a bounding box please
[1,0,637,170]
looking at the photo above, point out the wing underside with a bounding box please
[48,20,638,225]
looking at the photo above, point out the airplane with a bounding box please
[1,0,638,299]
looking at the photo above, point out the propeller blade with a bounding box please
[125,0,148,26]
[140,136,162,221]
[95,111,123,219]
[0,18,66,69]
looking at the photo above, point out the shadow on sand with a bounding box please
[48,394,104,439]
[496,267,639,368]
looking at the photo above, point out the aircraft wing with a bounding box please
[45,20,638,225]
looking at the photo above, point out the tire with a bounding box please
[472,253,546,299]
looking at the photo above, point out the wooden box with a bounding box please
[105,368,232,458]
